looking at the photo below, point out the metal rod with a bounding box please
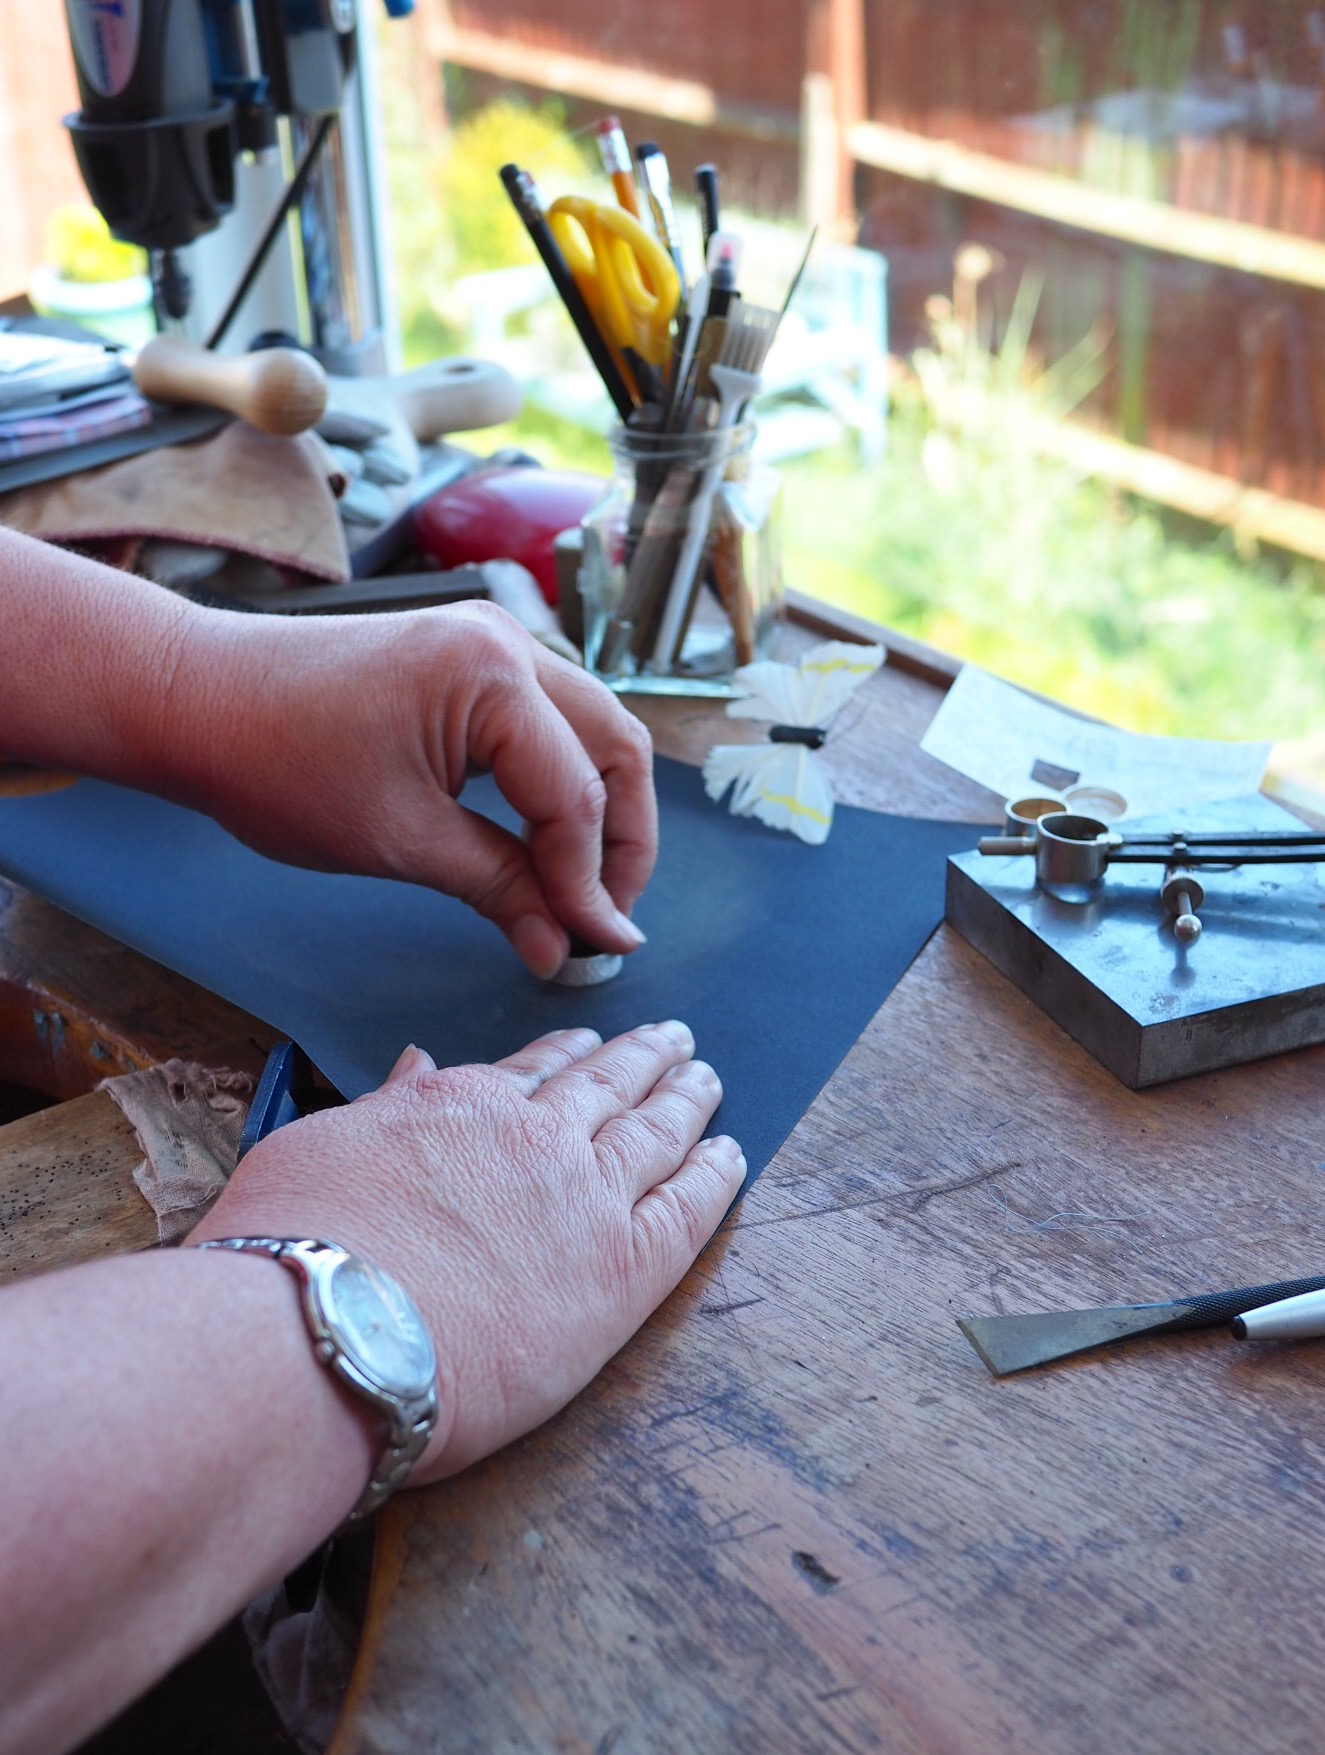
[1108,849,1325,866]
[1119,831,1325,849]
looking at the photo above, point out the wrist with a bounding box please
[114,600,258,808]
[193,1238,440,1520]
[195,1244,382,1517]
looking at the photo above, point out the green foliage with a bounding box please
[378,69,596,366]
[779,273,1325,755]
[781,405,1325,747]
[435,99,593,278]
[45,205,145,284]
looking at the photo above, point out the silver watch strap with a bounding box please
[195,1236,438,1523]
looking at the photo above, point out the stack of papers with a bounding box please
[0,328,150,463]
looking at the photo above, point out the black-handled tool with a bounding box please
[958,1273,1325,1376]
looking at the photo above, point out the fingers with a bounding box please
[630,1136,747,1294]
[384,1043,438,1086]
[408,794,570,978]
[491,1027,602,1096]
[534,1019,697,1134]
[483,681,644,959]
[530,647,658,914]
[594,1056,723,1200]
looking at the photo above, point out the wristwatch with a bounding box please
[195,1237,439,1523]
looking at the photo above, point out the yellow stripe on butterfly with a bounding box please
[758,789,832,825]
[802,658,879,675]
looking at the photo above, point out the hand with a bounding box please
[188,1022,745,1476]
[175,601,656,977]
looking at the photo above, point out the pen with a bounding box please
[1233,1287,1325,1341]
[634,143,687,290]
[595,115,639,217]
[695,163,720,257]
[498,163,636,422]
[705,230,741,321]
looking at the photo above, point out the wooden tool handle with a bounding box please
[390,359,523,440]
[132,336,328,436]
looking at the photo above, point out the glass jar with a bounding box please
[578,421,783,695]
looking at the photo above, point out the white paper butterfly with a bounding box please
[702,641,886,844]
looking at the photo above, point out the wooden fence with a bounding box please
[422,0,1325,539]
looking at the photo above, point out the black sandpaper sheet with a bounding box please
[0,758,979,1186]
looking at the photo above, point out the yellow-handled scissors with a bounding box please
[547,196,680,371]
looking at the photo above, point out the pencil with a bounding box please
[634,143,687,291]
[595,116,640,217]
[498,163,636,421]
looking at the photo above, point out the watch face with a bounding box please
[327,1257,437,1397]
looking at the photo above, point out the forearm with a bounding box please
[0,525,397,806]
[0,1246,375,1755]
[0,526,207,787]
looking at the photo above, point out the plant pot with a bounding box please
[28,263,155,348]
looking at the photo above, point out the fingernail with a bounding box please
[668,1058,719,1090]
[655,1019,695,1049]
[511,914,567,980]
[387,1043,436,1083]
[614,910,647,947]
[713,1136,747,1176]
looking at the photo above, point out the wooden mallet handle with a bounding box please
[132,336,328,436]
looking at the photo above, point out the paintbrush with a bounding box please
[645,300,779,672]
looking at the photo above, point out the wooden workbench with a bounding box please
[4,612,1325,1755]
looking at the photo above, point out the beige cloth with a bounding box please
[100,1058,254,1244]
[0,423,349,581]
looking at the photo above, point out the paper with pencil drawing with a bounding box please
[920,665,1270,820]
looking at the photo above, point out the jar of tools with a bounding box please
[578,419,783,694]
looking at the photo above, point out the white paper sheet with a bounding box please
[920,666,1270,821]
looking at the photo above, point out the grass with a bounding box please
[777,403,1325,750]
[466,391,1325,764]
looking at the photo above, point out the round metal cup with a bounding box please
[1004,794,1066,836]
[1063,784,1128,823]
[1034,812,1116,891]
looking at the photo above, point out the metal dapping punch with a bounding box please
[549,935,623,988]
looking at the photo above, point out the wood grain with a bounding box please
[0,875,276,1100]
[332,643,1325,1755]
[0,1089,156,1275]
[5,610,1325,1754]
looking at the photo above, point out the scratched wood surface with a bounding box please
[333,659,1325,1755]
[0,1090,157,1274]
[4,626,1325,1753]
[0,854,277,1273]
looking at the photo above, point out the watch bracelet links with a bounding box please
[193,1235,436,1523]
[356,1396,438,1523]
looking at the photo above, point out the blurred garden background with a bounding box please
[5,0,1325,798]
[373,2,1325,800]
